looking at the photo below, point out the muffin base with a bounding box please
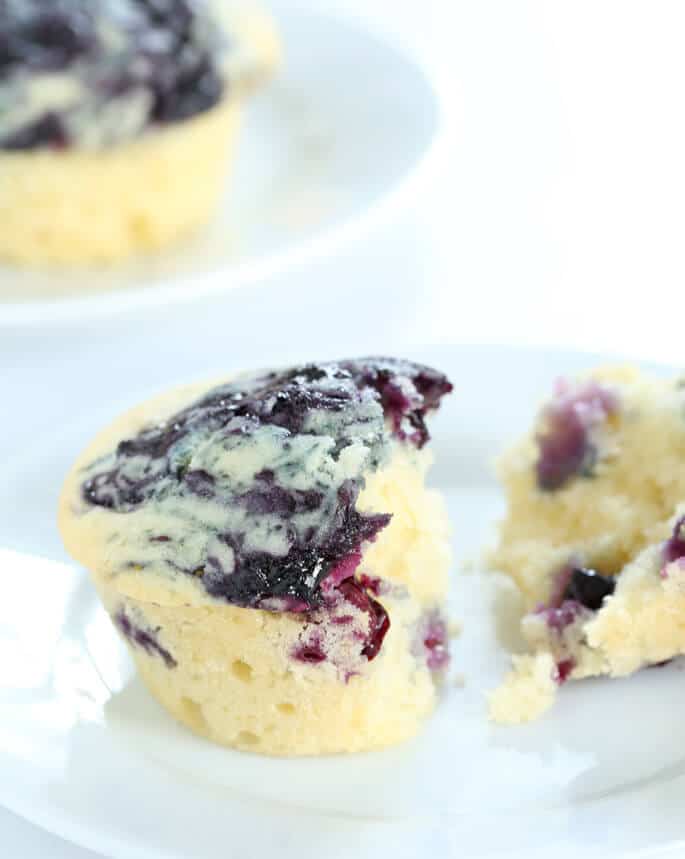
[0,98,241,266]
[100,582,440,756]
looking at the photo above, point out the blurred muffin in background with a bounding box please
[0,0,280,266]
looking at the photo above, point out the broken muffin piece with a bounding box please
[489,366,685,723]
[59,358,453,755]
[491,366,685,606]
[491,510,685,723]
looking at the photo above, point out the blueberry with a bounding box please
[114,609,176,668]
[555,658,575,684]
[536,412,592,491]
[335,577,390,661]
[361,596,390,661]
[343,358,454,449]
[290,574,392,668]
[183,469,215,499]
[0,33,19,70]
[0,6,95,74]
[563,567,616,611]
[21,10,94,69]
[152,59,223,122]
[0,113,68,149]
[292,640,327,664]
[535,381,618,491]
[663,516,685,565]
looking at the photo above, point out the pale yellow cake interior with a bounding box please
[490,367,685,724]
[0,99,241,266]
[491,517,685,724]
[491,366,685,606]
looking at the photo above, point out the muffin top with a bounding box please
[0,0,261,149]
[64,358,452,610]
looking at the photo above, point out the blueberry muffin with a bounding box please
[59,358,454,755]
[0,0,279,265]
[488,367,685,722]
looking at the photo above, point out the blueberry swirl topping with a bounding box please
[80,358,452,610]
[0,0,230,150]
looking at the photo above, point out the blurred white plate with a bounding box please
[0,1,448,327]
[1,344,685,859]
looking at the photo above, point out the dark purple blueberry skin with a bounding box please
[335,577,390,661]
[348,358,453,448]
[663,516,685,565]
[1,112,70,149]
[291,575,390,667]
[114,609,176,668]
[82,358,451,612]
[0,4,95,73]
[562,567,616,612]
[0,0,226,149]
[555,658,575,684]
[535,382,617,491]
[201,505,391,609]
[536,411,595,491]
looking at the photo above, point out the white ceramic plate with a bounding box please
[0,1,447,327]
[2,344,685,859]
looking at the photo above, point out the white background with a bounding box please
[304,0,685,366]
[4,0,685,854]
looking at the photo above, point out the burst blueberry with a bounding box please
[663,516,685,566]
[536,380,618,491]
[81,358,452,614]
[563,567,616,611]
[114,608,176,668]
